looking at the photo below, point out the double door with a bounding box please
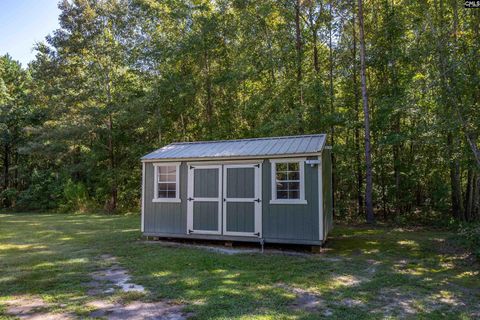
[186,163,262,237]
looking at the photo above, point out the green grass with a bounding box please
[0,213,478,319]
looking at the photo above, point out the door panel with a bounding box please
[226,167,255,198]
[194,169,219,198]
[226,202,255,233]
[193,202,218,231]
[223,164,262,237]
[187,165,222,235]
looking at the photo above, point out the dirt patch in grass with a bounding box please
[85,254,192,320]
[340,298,363,308]
[276,283,333,316]
[3,296,74,320]
[87,300,192,320]
[1,254,194,320]
[371,287,475,318]
[374,289,419,317]
[87,254,145,295]
[331,274,364,287]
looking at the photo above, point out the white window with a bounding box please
[270,158,307,204]
[153,163,181,203]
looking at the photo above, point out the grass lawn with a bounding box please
[0,213,478,319]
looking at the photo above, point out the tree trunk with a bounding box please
[380,147,388,219]
[295,0,302,84]
[3,143,9,190]
[434,0,465,220]
[357,0,375,223]
[294,0,304,132]
[305,2,320,73]
[450,5,480,170]
[107,113,117,213]
[312,30,319,73]
[474,174,480,220]
[465,169,474,221]
[204,48,213,137]
[328,0,336,216]
[389,0,401,212]
[13,149,18,189]
[328,0,335,147]
[305,4,322,119]
[105,71,117,213]
[448,134,464,220]
[393,126,401,213]
[352,2,363,216]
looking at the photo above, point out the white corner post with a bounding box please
[141,162,145,232]
[318,154,324,241]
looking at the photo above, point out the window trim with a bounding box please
[153,162,181,203]
[270,158,307,205]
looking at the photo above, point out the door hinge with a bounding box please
[223,198,226,202]
[188,197,194,201]
[254,163,260,168]
[254,198,261,202]
[189,165,195,170]
[188,229,194,234]
[254,232,261,237]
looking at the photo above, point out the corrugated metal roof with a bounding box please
[141,134,327,160]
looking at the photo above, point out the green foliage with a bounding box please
[0,0,479,221]
[0,188,18,207]
[16,170,64,210]
[457,223,480,260]
[61,179,90,213]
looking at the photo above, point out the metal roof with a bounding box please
[141,134,327,161]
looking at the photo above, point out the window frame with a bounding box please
[270,158,307,205]
[153,162,181,203]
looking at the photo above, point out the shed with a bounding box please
[141,134,333,246]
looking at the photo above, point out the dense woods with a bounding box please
[0,0,479,224]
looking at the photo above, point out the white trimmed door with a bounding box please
[187,165,222,235]
[222,164,262,237]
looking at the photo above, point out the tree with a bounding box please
[1,0,478,223]
[357,0,374,223]
[0,55,33,206]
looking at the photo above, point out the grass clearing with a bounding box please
[0,213,478,319]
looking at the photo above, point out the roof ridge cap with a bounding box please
[169,134,325,145]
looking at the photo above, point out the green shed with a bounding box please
[141,134,333,246]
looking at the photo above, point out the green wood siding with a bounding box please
[143,156,325,244]
[143,162,187,234]
[261,157,319,241]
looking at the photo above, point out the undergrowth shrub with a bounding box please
[0,188,19,208]
[457,223,480,260]
[16,170,63,210]
[60,179,92,213]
